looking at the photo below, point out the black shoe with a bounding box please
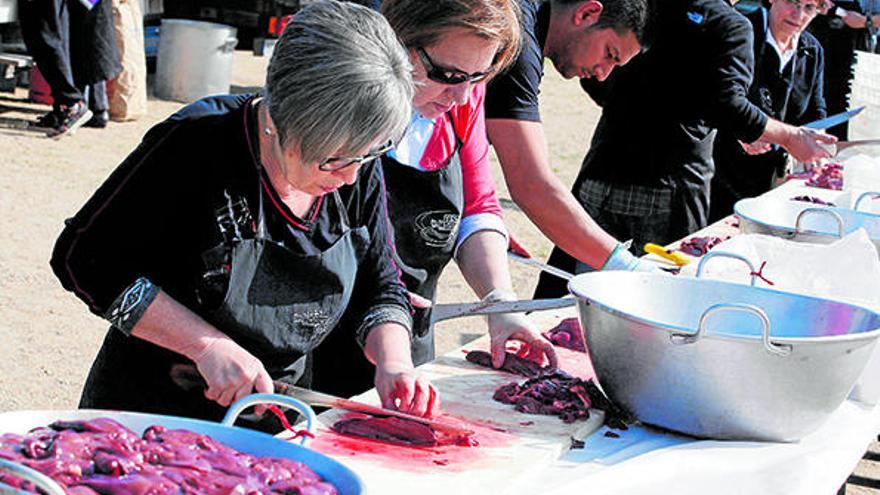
[84,111,109,128]
[33,109,60,129]
[46,101,92,139]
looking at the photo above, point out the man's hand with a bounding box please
[374,361,440,418]
[783,127,837,164]
[488,313,558,369]
[842,10,867,29]
[740,139,773,155]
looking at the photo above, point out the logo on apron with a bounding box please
[413,210,460,247]
[291,308,331,338]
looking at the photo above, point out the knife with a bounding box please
[431,297,575,323]
[834,139,880,155]
[803,107,865,130]
[169,364,474,437]
[274,384,475,437]
[644,243,692,266]
[507,252,575,281]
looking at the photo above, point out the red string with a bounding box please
[265,405,316,440]
[750,261,775,286]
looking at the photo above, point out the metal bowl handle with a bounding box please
[794,207,845,238]
[695,251,758,286]
[222,393,317,447]
[853,192,880,213]
[672,303,791,356]
[0,459,66,495]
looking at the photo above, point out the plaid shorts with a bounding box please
[576,178,674,216]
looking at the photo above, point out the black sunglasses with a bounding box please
[415,47,490,85]
[318,140,394,172]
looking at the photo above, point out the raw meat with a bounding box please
[0,418,337,495]
[804,163,844,190]
[465,350,547,377]
[542,318,586,352]
[791,195,835,206]
[679,236,726,256]
[331,415,477,448]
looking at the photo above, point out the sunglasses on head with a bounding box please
[318,139,394,172]
[415,46,490,85]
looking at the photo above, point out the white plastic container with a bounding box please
[155,19,238,103]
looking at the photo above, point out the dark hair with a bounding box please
[554,0,651,47]
[381,0,523,79]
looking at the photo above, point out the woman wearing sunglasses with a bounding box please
[313,0,558,398]
[50,2,440,421]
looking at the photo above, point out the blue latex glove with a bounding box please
[601,241,660,272]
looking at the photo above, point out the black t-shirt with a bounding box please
[50,94,409,337]
[485,0,551,122]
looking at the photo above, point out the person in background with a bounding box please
[18,0,120,137]
[809,0,878,140]
[478,0,660,301]
[710,0,828,222]
[50,1,438,421]
[313,0,558,399]
[534,0,837,299]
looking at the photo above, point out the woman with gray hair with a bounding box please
[50,0,438,421]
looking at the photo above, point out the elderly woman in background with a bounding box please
[313,0,558,399]
[710,0,828,222]
[50,1,438,421]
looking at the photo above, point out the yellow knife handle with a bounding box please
[644,243,692,266]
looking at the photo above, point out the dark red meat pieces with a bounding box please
[465,350,547,377]
[678,236,725,256]
[331,415,477,448]
[492,371,593,423]
[791,195,835,206]
[0,418,337,495]
[805,162,844,190]
[541,318,586,352]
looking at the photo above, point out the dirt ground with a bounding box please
[0,51,877,493]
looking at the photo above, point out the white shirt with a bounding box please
[766,23,799,73]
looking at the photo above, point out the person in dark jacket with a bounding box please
[533,0,836,299]
[50,2,438,421]
[710,0,827,222]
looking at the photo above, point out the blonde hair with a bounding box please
[381,0,523,79]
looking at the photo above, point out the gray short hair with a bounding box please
[265,0,413,164]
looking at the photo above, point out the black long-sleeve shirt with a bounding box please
[50,95,411,347]
[579,0,769,187]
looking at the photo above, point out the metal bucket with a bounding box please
[735,196,880,254]
[568,270,880,442]
[155,19,238,102]
[0,394,364,494]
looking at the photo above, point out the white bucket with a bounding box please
[155,19,238,103]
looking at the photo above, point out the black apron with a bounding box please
[80,101,368,421]
[311,116,464,398]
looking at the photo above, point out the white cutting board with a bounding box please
[307,310,605,494]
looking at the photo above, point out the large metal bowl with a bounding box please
[735,195,880,254]
[0,394,364,494]
[569,271,880,442]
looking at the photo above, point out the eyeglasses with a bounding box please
[318,140,394,172]
[781,0,821,15]
[415,47,490,85]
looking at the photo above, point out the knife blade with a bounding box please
[431,297,576,323]
[169,364,475,437]
[834,139,880,155]
[507,252,575,281]
[276,383,475,437]
[803,107,865,130]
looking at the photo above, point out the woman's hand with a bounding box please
[192,337,274,407]
[488,313,558,369]
[374,361,440,418]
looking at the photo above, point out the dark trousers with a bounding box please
[85,81,108,113]
[18,0,83,107]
